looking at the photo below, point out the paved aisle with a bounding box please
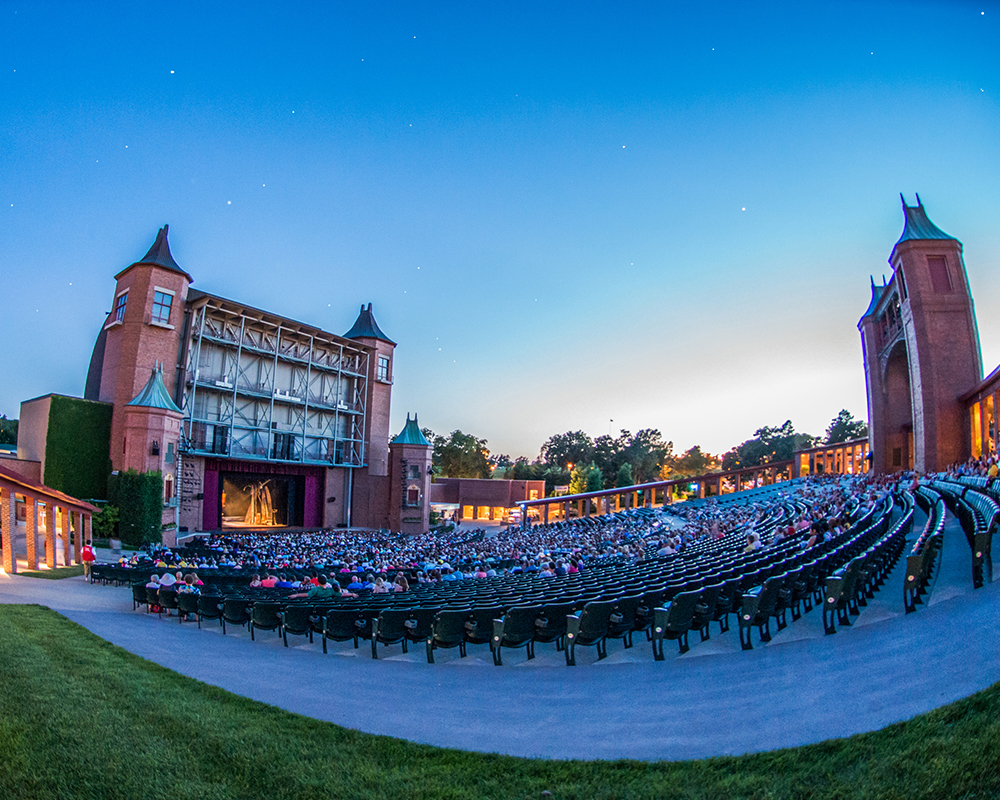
[0,563,998,762]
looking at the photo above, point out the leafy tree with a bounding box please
[490,453,513,471]
[539,431,594,470]
[615,463,633,488]
[92,504,119,540]
[0,416,17,447]
[427,430,492,478]
[586,463,604,493]
[568,462,602,495]
[592,434,625,485]
[622,429,673,484]
[591,429,673,488]
[722,421,816,470]
[825,410,868,444]
[671,446,718,478]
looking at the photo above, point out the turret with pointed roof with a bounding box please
[894,194,958,248]
[393,413,431,446]
[116,225,193,282]
[388,412,433,534]
[344,303,395,345]
[127,364,182,413]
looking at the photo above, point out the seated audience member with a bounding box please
[393,573,409,592]
[158,572,177,588]
[249,574,262,588]
[289,574,336,600]
[260,573,278,588]
[372,576,390,594]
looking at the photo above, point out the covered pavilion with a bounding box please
[0,464,99,573]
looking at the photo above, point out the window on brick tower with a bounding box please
[377,356,390,382]
[407,486,420,506]
[151,291,173,324]
[114,292,128,322]
[927,256,952,293]
[408,465,420,480]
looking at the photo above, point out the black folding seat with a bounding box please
[690,583,723,642]
[426,609,469,662]
[491,605,541,665]
[651,589,702,659]
[176,592,200,623]
[157,588,179,618]
[278,604,314,647]
[463,605,503,649]
[196,593,224,629]
[532,602,576,652]
[131,583,148,611]
[321,609,365,653]
[221,598,252,635]
[738,574,785,650]
[371,608,411,658]
[249,601,283,641]
[606,595,644,649]
[565,600,616,666]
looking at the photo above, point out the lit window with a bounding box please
[408,465,421,480]
[377,355,390,382]
[114,292,128,322]
[151,291,173,324]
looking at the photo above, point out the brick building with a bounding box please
[74,225,399,540]
[859,196,984,474]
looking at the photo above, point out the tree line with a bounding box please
[421,409,867,495]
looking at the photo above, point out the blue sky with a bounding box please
[2,1,998,459]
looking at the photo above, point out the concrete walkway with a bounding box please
[1,524,998,762]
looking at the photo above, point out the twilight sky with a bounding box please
[2,1,998,460]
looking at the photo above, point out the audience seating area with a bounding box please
[95,476,977,666]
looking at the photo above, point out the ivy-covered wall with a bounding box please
[44,395,113,500]
[108,469,163,546]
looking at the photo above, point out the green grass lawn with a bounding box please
[16,565,85,580]
[1,604,999,799]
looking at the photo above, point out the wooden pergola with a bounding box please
[0,465,99,573]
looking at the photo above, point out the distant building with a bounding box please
[430,477,546,523]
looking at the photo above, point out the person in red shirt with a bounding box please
[81,539,96,582]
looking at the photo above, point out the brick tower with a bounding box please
[343,303,395,528]
[859,196,982,474]
[90,226,191,471]
[388,413,433,535]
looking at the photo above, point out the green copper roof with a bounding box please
[861,276,886,319]
[127,365,182,413]
[895,195,956,245]
[393,413,430,446]
[344,303,395,345]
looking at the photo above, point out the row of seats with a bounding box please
[821,492,913,634]
[904,487,947,613]
[930,479,1000,588]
